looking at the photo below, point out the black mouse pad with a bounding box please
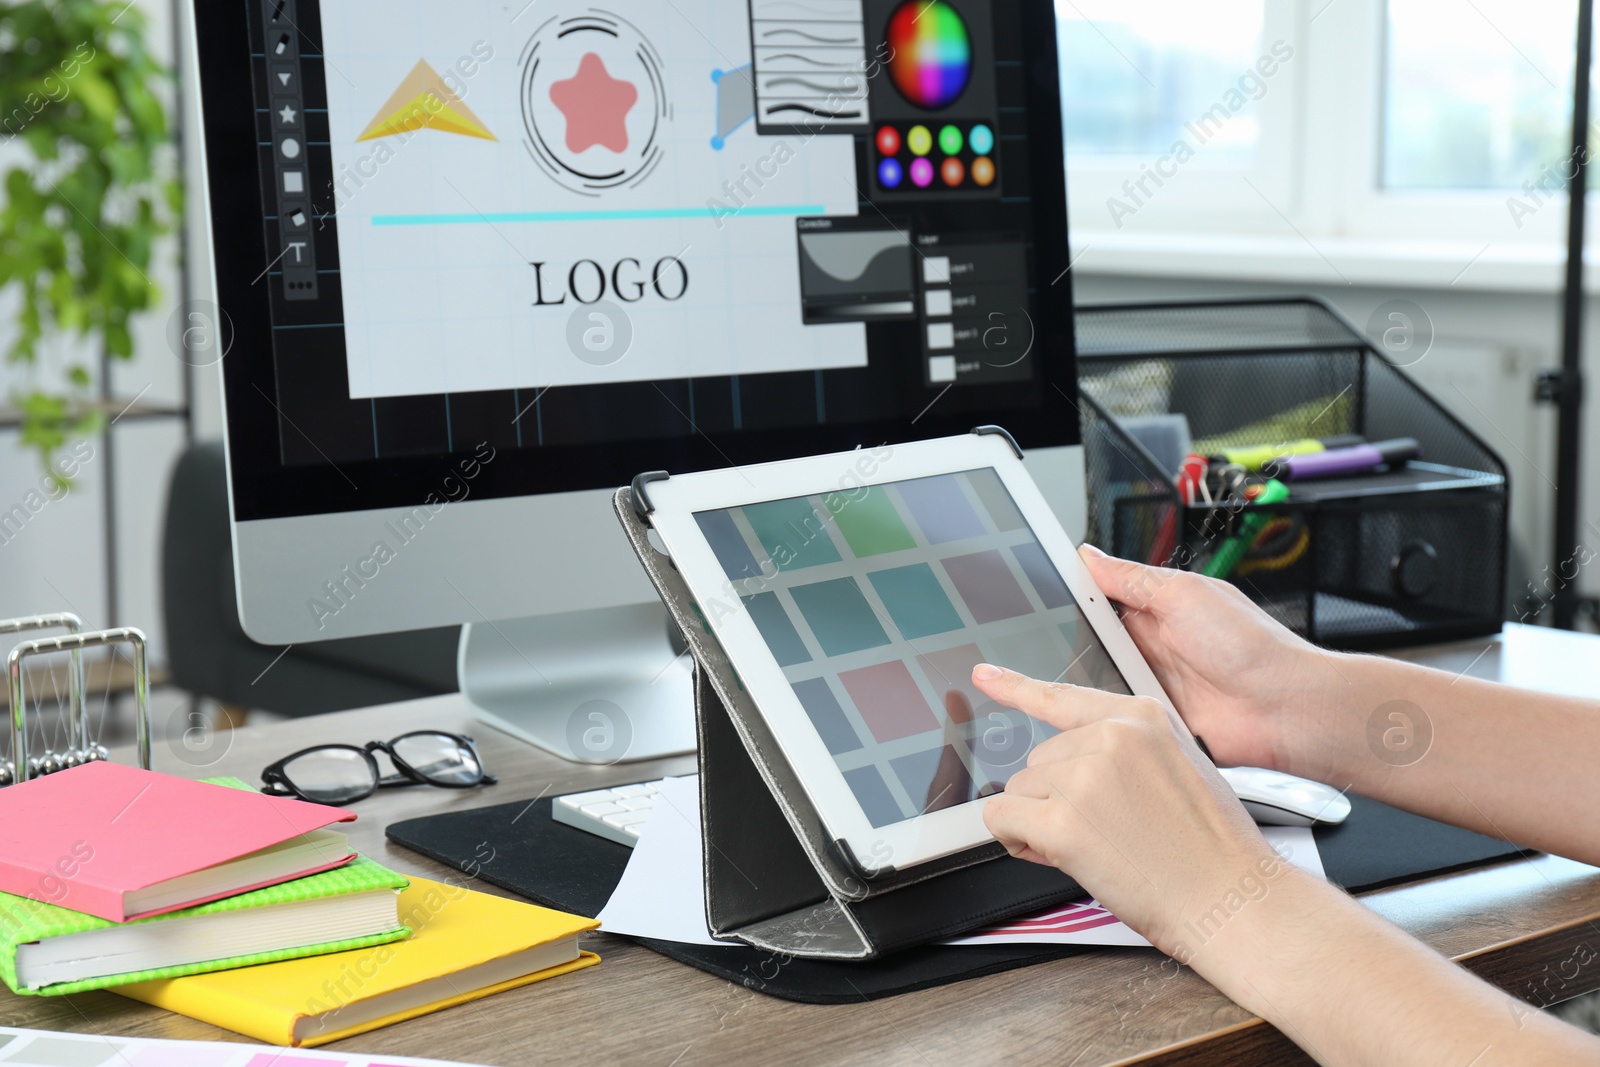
[385,793,1527,1003]
[1316,793,1530,891]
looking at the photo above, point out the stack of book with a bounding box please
[0,762,598,1046]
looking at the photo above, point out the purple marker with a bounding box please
[1281,438,1421,481]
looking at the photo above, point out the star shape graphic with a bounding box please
[549,52,637,154]
[278,103,297,125]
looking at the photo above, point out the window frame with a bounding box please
[1061,1,1302,235]
[1064,0,1583,252]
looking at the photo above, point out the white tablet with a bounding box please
[643,430,1184,872]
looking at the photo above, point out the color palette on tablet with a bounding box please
[696,468,1133,829]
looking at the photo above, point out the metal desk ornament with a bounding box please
[2,616,151,786]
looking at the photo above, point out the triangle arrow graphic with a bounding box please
[357,59,496,142]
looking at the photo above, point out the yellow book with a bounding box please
[116,877,599,1047]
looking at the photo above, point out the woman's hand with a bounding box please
[974,663,1290,959]
[973,662,1600,1067]
[1078,545,1351,779]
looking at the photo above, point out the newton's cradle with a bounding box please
[2,613,151,786]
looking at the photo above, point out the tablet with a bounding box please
[642,430,1184,872]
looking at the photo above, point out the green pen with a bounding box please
[1219,434,1365,471]
[1202,478,1290,580]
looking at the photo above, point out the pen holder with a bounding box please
[4,622,152,785]
[1076,297,1508,651]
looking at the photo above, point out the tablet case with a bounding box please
[613,481,1086,959]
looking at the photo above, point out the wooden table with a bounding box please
[6,624,1598,1065]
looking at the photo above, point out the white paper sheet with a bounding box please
[595,776,722,946]
[942,826,1325,947]
[595,775,1327,950]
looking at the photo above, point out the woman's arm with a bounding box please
[1078,547,1600,867]
[1275,652,1600,867]
[975,665,1600,1066]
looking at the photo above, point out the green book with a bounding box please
[0,836,410,996]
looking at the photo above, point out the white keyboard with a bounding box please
[551,781,660,847]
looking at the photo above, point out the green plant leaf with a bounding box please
[0,0,177,473]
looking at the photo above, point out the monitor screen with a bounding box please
[696,467,1130,828]
[200,0,1077,521]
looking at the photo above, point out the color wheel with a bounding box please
[886,0,973,110]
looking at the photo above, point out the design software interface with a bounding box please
[246,0,1059,474]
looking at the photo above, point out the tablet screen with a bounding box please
[694,467,1131,829]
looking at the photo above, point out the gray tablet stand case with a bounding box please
[613,483,1085,960]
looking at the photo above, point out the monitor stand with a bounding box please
[459,602,697,764]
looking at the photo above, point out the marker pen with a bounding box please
[1280,438,1421,481]
[1202,478,1290,580]
[1219,434,1366,471]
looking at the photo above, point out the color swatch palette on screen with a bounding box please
[696,468,1132,829]
[874,121,997,192]
[0,1028,486,1067]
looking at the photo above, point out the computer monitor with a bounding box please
[191,0,1082,761]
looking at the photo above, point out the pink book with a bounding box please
[0,761,356,922]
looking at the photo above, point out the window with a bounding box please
[1062,0,1589,250]
[1383,0,1577,189]
[1057,0,1299,236]
[1060,0,1267,168]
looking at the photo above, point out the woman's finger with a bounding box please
[971,664,1124,731]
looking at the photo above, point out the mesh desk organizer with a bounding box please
[1076,297,1508,650]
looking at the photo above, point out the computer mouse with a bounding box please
[1217,765,1352,827]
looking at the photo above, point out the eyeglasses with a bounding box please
[260,731,497,806]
